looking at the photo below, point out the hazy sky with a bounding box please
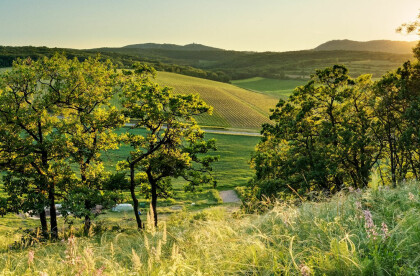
[0,0,418,52]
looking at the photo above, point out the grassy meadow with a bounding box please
[231,77,308,99]
[100,128,259,210]
[104,127,260,189]
[1,181,419,275]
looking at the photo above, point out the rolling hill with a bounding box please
[91,42,414,79]
[314,39,417,54]
[0,66,279,130]
[155,72,279,130]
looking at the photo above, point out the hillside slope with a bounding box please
[156,72,278,130]
[314,39,417,54]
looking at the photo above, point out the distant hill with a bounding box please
[122,43,223,51]
[314,39,417,54]
[1,41,415,83]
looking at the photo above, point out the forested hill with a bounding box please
[122,43,222,51]
[314,39,417,54]
[91,45,413,79]
[0,42,415,81]
[0,45,231,82]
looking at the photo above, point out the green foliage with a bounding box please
[117,65,218,227]
[251,58,420,199]
[251,66,380,197]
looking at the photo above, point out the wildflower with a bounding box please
[28,250,35,266]
[363,210,378,239]
[299,264,311,276]
[96,266,106,276]
[355,201,362,210]
[381,222,390,239]
[408,192,415,201]
[64,235,81,265]
[348,186,354,193]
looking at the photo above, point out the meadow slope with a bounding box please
[156,72,279,130]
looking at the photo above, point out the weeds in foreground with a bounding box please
[0,182,419,275]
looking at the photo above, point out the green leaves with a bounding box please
[118,66,217,226]
[252,65,385,198]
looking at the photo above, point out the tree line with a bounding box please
[249,38,419,201]
[0,55,217,239]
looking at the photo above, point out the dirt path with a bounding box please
[125,123,261,137]
[219,190,241,203]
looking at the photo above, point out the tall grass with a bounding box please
[0,182,419,275]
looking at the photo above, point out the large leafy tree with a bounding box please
[251,66,381,198]
[118,65,217,228]
[44,55,127,233]
[0,57,69,238]
[0,54,128,238]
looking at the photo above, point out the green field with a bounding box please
[0,128,260,211]
[231,77,308,98]
[104,127,260,190]
[102,129,260,213]
[155,72,278,130]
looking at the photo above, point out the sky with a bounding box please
[0,0,418,52]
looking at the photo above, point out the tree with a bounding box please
[251,66,381,198]
[0,54,129,238]
[138,127,217,227]
[118,65,216,228]
[0,57,69,238]
[46,56,127,234]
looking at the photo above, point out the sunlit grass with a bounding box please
[1,181,419,275]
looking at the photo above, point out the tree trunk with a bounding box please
[39,209,48,238]
[83,199,92,235]
[151,182,158,227]
[146,168,159,227]
[49,184,58,240]
[84,214,91,235]
[129,165,142,229]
